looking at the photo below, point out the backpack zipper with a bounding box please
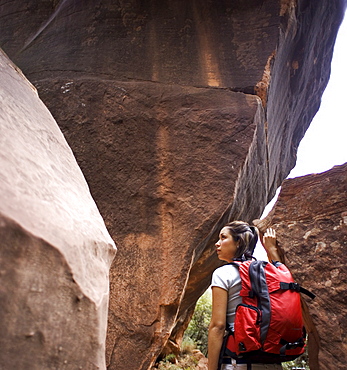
[236,303,262,325]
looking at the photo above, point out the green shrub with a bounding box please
[183,290,212,356]
[282,350,309,370]
[157,363,180,370]
[164,354,177,363]
[181,336,197,355]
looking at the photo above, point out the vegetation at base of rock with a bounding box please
[281,349,309,370]
[181,337,197,355]
[183,290,212,356]
[154,344,200,370]
[152,335,204,369]
[156,355,198,370]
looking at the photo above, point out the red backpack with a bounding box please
[220,260,315,365]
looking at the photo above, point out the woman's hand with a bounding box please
[263,228,277,248]
[262,228,282,262]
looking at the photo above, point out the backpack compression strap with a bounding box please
[271,261,316,299]
[280,282,316,299]
[279,337,305,357]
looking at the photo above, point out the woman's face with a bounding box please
[215,227,239,262]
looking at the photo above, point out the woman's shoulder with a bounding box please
[214,263,239,274]
[212,263,240,286]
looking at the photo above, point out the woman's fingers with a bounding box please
[262,227,283,262]
[263,228,277,249]
[264,227,276,237]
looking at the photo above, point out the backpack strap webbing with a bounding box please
[280,282,316,299]
[279,337,305,357]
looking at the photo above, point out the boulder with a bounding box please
[254,163,347,370]
[0,49,116,369]
[0,1,346,369]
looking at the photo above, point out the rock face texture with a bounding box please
[0,1,346,369]
[254,163,347,370]
[0,50,116,369]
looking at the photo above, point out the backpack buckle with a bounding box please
[238,342,247,352]
[289,282,301,292]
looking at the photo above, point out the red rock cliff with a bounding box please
[255,163,347,370]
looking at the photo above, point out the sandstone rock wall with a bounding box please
[0,49,116,369]
[0,1,346,369]
[255,163,347,370]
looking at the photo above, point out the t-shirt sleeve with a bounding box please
[211,265,239,291]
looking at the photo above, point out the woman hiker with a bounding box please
[207,221,283,370]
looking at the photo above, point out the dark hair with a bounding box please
[223,221,258,260]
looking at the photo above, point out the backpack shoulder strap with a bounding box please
[229,261,240,268]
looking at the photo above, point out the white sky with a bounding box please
[288,13,347,179]
[254,13,347,260]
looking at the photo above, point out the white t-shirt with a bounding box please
[211,264,242,330]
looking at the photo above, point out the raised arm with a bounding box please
[261,228,284,263]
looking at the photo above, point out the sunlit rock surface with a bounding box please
[0,1,346,369]
[254,163,347,370]
[0,49,116,369]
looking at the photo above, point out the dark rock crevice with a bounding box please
[228,86,257,95]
